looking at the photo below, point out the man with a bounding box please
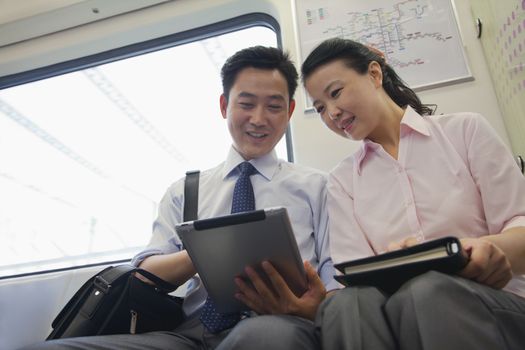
[23,46,338,349]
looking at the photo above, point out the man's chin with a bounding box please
[238,146,272,160]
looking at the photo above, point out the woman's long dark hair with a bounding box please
[301,38,433,116]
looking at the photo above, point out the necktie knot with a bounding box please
[238,161,256,177]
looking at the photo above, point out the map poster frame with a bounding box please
[293,0,473,110]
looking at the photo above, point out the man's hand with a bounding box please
[458,237,512,289]
[234,261,326,320]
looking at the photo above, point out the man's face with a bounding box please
[220,67,295,160]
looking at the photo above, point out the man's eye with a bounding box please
[268,105,283,111]
[239,102,254,109]
[330,88,342,98]
[315,106,325,114]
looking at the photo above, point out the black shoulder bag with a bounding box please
[47,170,200,339]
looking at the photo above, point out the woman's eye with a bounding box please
[315,106,325,114]
[330,88,342,98]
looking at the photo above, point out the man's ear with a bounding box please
[287,99,296,121]
[368,61,383,88]
[219,94,228,119]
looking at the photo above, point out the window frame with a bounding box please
[0,12,294,280]
[0,12,294,160]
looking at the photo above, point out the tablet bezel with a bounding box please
[176,207,307,313]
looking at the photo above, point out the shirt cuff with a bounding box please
[130,249,163,267]
[324,278,344,291]
[502,216,525,232]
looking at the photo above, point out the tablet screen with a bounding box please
[176,207,307,313]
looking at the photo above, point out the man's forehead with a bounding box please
[236,91,286,101]
[225,67,290,101]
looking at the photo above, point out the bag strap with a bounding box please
[134,268,178,292]
[97,264,177,293]
[94,264,137,293]
[183,170,200,221]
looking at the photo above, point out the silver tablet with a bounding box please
[176,207,307,313]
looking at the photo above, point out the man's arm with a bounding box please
[133,178,196,287]
[138,250,196,287]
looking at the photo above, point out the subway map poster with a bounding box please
[294,0,472,91]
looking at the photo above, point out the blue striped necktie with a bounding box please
[199,161,257,333]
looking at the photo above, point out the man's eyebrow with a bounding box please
[237,92,286,102]
[238,92,256,98]
[267,94,286,102]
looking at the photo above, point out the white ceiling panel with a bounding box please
[0,0,173,47]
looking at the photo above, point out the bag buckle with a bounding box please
[94,275,112,294]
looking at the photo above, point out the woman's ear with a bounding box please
[368,61,383,88]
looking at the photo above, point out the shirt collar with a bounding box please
[222,146,279,181]
[355,106,429,174]
[400,105,430,137]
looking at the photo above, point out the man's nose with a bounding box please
[249,106,266,125]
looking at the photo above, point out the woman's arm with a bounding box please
[459,226,525,289]
[480,226,525,274]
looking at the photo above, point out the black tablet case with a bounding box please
[334,236,468,294]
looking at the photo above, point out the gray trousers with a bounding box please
[20,314,318,350]
[316,271,525,350]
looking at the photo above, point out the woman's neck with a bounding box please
[368,100,405,160]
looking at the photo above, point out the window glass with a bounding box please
[0,25,283,277]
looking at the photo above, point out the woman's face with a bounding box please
[304,59,384,141]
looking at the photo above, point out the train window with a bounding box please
[0,20,286,277]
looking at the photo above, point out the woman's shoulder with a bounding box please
[328,152,359,192]
[430,111,488,131]
[429,111,499,146]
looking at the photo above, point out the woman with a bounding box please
[301,38,525,350]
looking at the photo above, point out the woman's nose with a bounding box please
[328,107,341,121]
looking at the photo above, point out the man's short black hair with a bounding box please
[221,46,298,102]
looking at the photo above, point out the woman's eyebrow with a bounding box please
[323,80,341,95]
[311,80,341,106]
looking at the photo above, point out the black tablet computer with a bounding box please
[176,207,307,313]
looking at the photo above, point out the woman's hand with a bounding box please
[386,236,420,252]
[234,261,326,320]
[458,237,512,289]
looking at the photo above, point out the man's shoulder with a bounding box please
[166,163,224,194]
[279,161,328,180]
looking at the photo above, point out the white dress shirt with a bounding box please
[133,147,338,316]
